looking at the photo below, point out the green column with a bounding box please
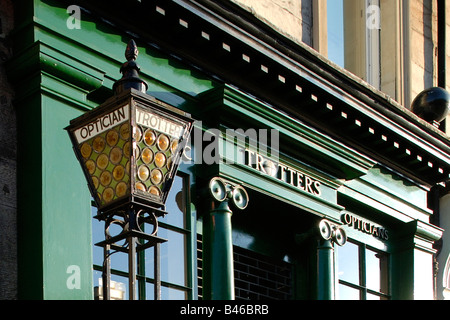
[208,201,235,300]
[317,239,335,300]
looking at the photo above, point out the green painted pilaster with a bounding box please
[317,240,335,300]
[203,200,235,300]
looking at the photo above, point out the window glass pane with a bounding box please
[338,284,360,300]
[161,174,185,229]
[337,241,360,285]
[93,271,128,300]
[365,248,388,292]
[327,0,345,68]
[92,218,104,266]
[162,286,188,300]
[145,228,187,286]
[366,292,381,300]
[145,283,188,300]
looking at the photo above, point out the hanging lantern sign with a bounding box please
[66,40,194,213]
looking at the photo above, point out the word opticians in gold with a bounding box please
[244,149,321,197]
[342,213,389,240]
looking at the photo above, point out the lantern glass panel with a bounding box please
[132,104,187,205]
[73,104,132,208]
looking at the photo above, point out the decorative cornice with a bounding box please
[199,84,376,181]
[40,0,450,184]
[6,41,104,108]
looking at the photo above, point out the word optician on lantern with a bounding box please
[75,105,129,143]
[74,104,186,144]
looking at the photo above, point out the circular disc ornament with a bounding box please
[232,186,249,210]
[333,228,347,246]
[319,220,332,241]
[208,177,227,202]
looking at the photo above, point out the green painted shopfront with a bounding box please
[5,0,450,300]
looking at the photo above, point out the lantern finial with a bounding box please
[125,39,139,61]
[113,39,148,95]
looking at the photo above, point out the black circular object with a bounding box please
[411,87,450,123]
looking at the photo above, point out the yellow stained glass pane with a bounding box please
[123,141,130,158]
[97,154,109,170]
[155,152,166,168]
[80,143,92,159]
[134,127,142,142]
[138,165,150,181]
[106,130,119,147]
[144,129,156,146]
[100,171,112,186]
[113,165,125,181]
[150,169,163,185]
[110,147,122,165]
[86,159,96,174]
[157,134,169,151]
[135,182,146,192]
[120,123,130,140]
[170,140,178,154]
[92,176,99,189]
[142,148,154,164]
[102,187,114,203]
[149,186,160,196]
[93,136,106,153]
[116,182,128,197]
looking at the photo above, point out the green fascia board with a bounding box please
[339,184,432,225]
[199,85,376,180]
[359,166,429,209]
[338,166,433,225]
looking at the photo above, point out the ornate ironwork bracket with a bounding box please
[94,204,167,300]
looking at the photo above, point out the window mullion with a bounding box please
[360,244,367,300]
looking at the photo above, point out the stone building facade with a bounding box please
[0,0,16,300]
